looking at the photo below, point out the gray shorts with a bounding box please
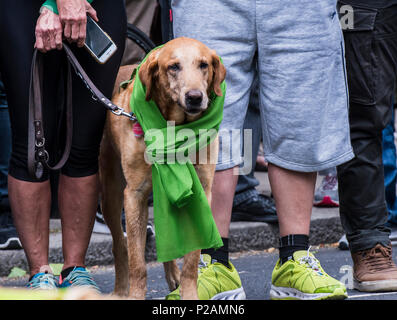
[171,0,354,172]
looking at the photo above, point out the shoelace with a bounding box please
[27,273,57,290]
[64,269,100,291]
[298,246,322,274]
[198,255,209,274]
[362,245,396,272]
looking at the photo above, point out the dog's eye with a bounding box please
[168,63,180,72]
[199,62,208,69]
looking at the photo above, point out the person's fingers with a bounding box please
[35,31,46,52]
[55,29,63,50]
[77,21,86,47]
[43,32,52,52]
[71,21,80,42]
[86,4,98,21]
[49,30,57,50]
[64,21,72,41]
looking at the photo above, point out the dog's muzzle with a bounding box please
[185,90,204,114]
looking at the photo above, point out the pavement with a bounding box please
[0,172,344,277]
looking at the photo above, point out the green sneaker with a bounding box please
[270,248,348,300]
[166,254,246,300]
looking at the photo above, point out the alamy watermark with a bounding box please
[339,264,354,289]
[339,5,354,30]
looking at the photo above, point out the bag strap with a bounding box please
[28,43,135,180]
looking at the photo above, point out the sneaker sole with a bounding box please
[270,285,347,300]
[354,279,397,292]
[211,287,246,300]
[313,196,339,208]
[0,237,22,250]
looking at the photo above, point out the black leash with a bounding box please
[63,43,136,121]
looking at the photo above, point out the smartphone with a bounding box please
[84,15,117,64]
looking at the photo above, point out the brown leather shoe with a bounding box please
[352,244,397,292]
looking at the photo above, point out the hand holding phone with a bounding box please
[57,0,98,48]
[84,15,117,64]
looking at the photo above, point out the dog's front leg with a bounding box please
[163,260,181,291]
[123,184,150,300]
[178,137,219,300]
[180,249,201,300]
[99,132,129,297]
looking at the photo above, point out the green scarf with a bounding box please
[129,50,225,262]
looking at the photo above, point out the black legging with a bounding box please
[0,0,126,182]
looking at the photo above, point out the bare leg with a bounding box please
[210,167,239,237]
[8,175,52,277]
[267,163,316,237]
[58,174,99,270]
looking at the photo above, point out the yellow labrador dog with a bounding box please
[99,37,226,299]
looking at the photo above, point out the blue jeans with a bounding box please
[321,103,397,227]
[383,106,397,226]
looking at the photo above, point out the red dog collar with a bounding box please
[133,122,144,137]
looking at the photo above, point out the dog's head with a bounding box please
[139,37,226,117]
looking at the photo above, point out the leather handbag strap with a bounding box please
[28,43,135,180]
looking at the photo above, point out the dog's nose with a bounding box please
[185,90,203,107]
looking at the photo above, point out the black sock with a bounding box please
[60,266,85,280]
[202,237,230,268]
[279,234,309,264]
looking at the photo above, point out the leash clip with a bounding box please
[111,106,123,116]
[111,106,137,121]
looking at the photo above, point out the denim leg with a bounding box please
[383,104,397,226]
[337,4,397,252]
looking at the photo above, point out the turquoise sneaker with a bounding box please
[58,267,100,293]
[26,272,58,290]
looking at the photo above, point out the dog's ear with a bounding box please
[211,51,226,97]
[139,50,159,101]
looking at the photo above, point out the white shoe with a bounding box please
[338,234,349,250]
